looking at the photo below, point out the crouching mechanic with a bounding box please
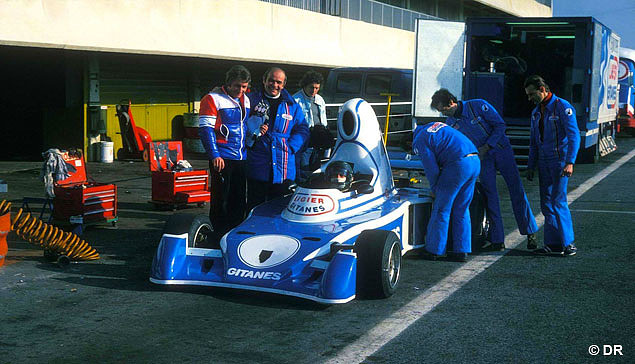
[413,121,481,262]
[524,75,580,256]
[246,67,309,211]
[198,65,251,236]
[431,89,539,251]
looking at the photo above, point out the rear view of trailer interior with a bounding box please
[414,17,620,166]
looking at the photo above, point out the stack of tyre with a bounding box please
[182,113,205,154]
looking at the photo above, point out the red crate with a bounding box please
[52,151,117,225]
[148,141,210,207]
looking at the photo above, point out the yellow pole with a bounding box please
[380,93,399,146]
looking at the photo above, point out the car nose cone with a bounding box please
[237,235,301,268]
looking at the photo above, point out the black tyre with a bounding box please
[577,143,599,164]
[163,214,215,248]
[469,182,489,251]
[43,249,58,262]
[355,230,401,299]
[57,255,71,268]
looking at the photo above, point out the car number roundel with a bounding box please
[237,235,301,269]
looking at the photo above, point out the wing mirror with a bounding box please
[354,182,374,196]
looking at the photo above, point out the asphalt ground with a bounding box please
[1,138,634,364]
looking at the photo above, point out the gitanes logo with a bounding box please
[226,267,282,280]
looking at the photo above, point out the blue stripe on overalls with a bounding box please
[466,103,538,243]
[426,155,480,255]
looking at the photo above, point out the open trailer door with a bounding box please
[412,19,465,119]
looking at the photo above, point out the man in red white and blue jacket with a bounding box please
[199,65,251,236]
[245,67,309,212]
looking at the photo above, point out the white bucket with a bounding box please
[101,141,114,163]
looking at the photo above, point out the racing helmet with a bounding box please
[325,161,353,191]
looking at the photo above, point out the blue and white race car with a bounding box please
[150,99,487,304]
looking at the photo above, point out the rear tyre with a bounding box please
[469,182,489,252]
[163,214,216,248]
[355,230,401,299]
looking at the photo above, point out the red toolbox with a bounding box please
[52,150,118,226]
[149,141,210,208]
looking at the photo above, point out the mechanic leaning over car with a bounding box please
[245,67,310,212]
[431,89,539,252]
[524,75,580,256]
[412,121,481,262]
[198,65,251,236]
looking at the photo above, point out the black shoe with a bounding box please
[449,252,468,262]
[527,234,538,250]
[420,250,444,261]
[563,243,577,256]
[533,245,563,255]
[481,241,493,250]
[491,242,505,251]
[533,246,553,255]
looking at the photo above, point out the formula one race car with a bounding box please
[150,99,487,304]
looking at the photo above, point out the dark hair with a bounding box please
[263,67,287,85]
[225,65,251,85]
[524,75,550,92]
[299,70,324,88]
[430,88,458,110]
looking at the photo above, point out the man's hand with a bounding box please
[213,157,225,172]
[478,144,491,159]
[526,168,534,181]
[260,123,269,135]
[562,163,573,177]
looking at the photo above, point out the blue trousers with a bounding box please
[426,155,480,255]
[538,159,574,248]
[480,144,538,243]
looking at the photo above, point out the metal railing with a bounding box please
[259,0,438,32]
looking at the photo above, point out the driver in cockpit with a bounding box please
[324,161,354,191]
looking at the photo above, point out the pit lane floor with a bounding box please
[1,139,634,364]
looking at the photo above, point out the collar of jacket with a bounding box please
[220,86,247,106]
[541,92,554,108]
[454,101,464,118]
[250,88,295,106]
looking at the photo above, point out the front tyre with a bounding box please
[355,230,401,299]
[162,214,215,248]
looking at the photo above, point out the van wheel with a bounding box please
[355,230,401,299]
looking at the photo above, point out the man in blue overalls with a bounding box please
[524,75,580,256]
[413,121,481,262]
[431,89,538,251]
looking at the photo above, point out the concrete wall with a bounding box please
[473,0,552,17]
[0,0,416,69]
